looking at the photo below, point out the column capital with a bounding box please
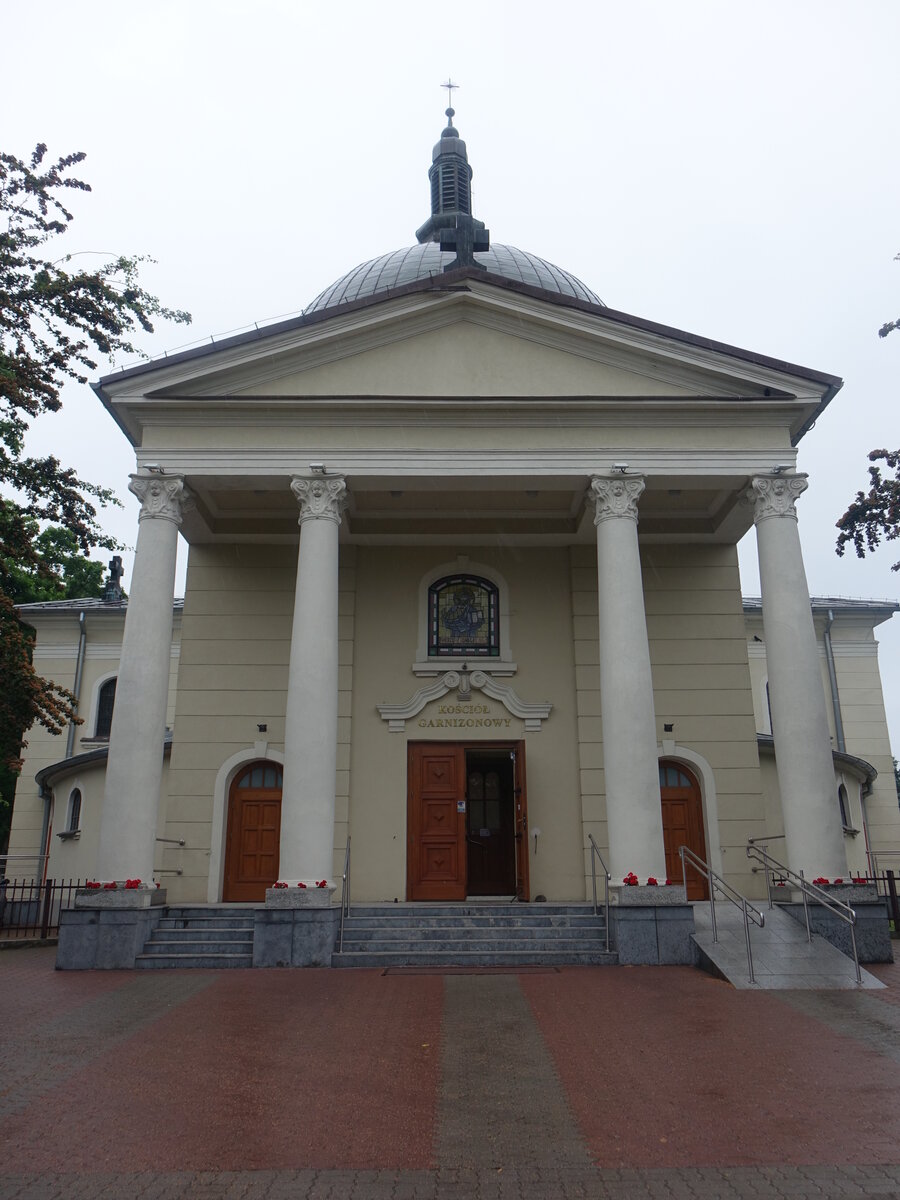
[291,475,348,526]
[749,473,808,524]
[129,472,189,526]
[588,475,645,525]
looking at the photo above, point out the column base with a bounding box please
[265,884,336,909]
[610,883,686,906]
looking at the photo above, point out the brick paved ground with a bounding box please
[2,949,900,1199]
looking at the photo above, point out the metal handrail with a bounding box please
[746,841,861,984]
[339,836,351,953]
[587,834,611,954]
[680,845,765,984]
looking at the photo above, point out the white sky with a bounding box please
[7,0,900,748]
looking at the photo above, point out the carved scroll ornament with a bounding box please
[129,473,189,525]
[749,473,808,524]
[291,476,348,525]
[588,475,645,525]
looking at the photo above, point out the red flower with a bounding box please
[124,878,141,889]
[316,880,327,888]
[273,881,288,889]
[297,882,307,888]
[623,872,639,886]
[833,878,844,885]
[665,879,674,886]
[646,877,659,886]
[85,880,101,889]
[103,881,117,890]
[852,877,867,884]
[812,877,829,886]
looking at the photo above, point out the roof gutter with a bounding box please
[65,611,87,758]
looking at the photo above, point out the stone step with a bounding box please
[348,904,600,918]
[157,921,255,931]
[151,921,250,940]
[163,907,256,921]
[340,915,606,932]
[332,948,619,968]
[339,936,609,953]
[135,952,253,970]
[339,925,608,943]
[141,938,254,956]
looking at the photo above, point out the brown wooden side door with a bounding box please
[223,762,283,902]
[408,743,467,901]
[659,761,709,900]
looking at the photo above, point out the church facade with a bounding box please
[7,110,900,923]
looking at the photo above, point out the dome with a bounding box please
[304,242,604,314]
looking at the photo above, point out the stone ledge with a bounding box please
[265,885,336,909]
[610,884,686,906]
[74,886,166,910]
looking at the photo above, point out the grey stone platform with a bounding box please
[692,901,885,989]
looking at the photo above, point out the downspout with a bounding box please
[823,608,846,753]
[39,612,86,881]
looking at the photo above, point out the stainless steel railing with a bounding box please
[338,835,351,953]
[680,844,765,984]
[746,839,861,984]
[587,834,611,954]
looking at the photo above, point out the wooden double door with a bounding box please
[407,742,529,901]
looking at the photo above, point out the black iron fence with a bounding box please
[0,878,82,940]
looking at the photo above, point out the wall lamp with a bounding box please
[611,463,630,474]
[771,464,792,474]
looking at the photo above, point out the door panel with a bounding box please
[224,763,283,902]
[659,761,708,900]
[408,744,467,900]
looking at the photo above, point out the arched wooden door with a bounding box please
[223,761,283,902]
[659,761,709,900]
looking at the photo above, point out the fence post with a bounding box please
[40,878,54,939]
[886,870,900,930]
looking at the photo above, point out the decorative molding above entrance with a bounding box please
[378,670,552,732]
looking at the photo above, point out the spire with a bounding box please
[415,83,490,271]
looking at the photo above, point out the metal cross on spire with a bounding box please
[441,78,458,124]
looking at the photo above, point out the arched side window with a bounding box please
[95,678,117,738]
[67,788,82,832]
[427,575,499,658]
[838,783,851,829]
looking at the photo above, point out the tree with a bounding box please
[0,143,190,847]
[879,251,900,338]
[836,450,900,572]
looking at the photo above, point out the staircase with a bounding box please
[332,902,616,968]
[135,906,255,969]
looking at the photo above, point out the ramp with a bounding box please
[692,901,884,989]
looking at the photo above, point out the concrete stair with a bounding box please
[135,907,255,969]
[332,902,617,968]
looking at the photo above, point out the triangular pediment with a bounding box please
[129,285,812,404]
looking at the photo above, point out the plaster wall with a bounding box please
[349,546,582,902]
[573,542,766,900]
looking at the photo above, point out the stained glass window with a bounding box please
[428,575,499,657]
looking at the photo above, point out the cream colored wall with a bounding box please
[573,542,766,899]
[8,610,180,882]
[349,546,583,902]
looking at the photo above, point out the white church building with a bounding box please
[6,107,900,966]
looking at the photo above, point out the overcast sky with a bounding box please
[7,0,900,747]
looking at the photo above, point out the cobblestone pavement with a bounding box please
[2,949,900,1199]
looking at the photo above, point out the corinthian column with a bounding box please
[588,476,666,883]
[96,473,188,884]
[278,475,348,888]
[751,473,846,879]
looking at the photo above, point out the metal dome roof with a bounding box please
[304,242,604,314]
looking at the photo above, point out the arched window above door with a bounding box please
[414,559,516,675]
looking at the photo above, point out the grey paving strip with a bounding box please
[5,1167,900,1200]
[0,973,218,1119]
[772,988,900,1064]
[435,974,592,1169]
